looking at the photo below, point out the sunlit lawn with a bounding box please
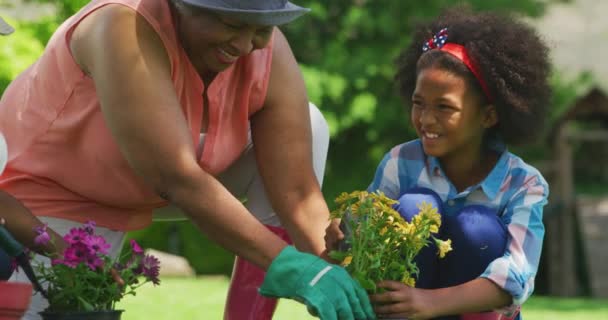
[118,276,608,320]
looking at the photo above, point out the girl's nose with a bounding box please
[419,107,437,125]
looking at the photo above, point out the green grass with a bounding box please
[118,276,608,320]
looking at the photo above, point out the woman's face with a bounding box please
[172,1,274,76]
[410,66,497,162]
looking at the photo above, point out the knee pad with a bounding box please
[439,205,508,287]
[393,187,444,222]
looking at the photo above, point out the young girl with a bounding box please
[328,7,551,320]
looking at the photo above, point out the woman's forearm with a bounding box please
[273,191,329,255]
[430,278,512,317]
[0,191,66,255]
[163,168,287,270]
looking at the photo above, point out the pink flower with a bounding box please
[85,255,104,271]
[62,243,91,267]
[63,229,88,245]
[84,235,111,255]
[130,239,144,255]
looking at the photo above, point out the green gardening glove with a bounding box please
[260,246,376,320]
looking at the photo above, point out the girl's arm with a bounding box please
[372,170,548,318]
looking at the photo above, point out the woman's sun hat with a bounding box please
[181,0,310,26]
[0,16,14,35]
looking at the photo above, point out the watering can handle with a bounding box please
[0,225,25,257]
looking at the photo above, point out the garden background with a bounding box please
[1,0,607,318]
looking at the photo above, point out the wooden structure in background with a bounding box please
[546,87,608,297]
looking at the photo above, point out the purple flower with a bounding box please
[85,255,104,271]
[140,254,160,286]
[84,235,111,255]
[130,239,144,255]
[83,221,96,235]
[33,224,51,245]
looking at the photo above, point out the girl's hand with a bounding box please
[370,280,435,320]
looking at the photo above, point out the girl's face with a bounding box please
[172,2,274,77]
[411,66,497,162]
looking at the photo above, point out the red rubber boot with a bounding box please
[223,225,291,320]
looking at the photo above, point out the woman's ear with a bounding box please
[482,105,498,128]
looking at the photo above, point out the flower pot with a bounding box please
[40,310,123,320]
[0,281,33,320]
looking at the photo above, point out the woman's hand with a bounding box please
[369,281,435,320]
[323,218,343,252]
[319,218,344,263]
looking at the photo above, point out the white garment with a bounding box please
[0,132,7,174]
[153,102,330,226]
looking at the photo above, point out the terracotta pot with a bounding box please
[0,281,33,320]
[40,310,123,320]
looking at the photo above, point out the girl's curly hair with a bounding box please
[395,6,551,145]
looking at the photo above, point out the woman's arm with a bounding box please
[250,29,329,255]
[70,5,284,269]
[0,191,66,255]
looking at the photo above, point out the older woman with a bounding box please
[0,1,375,319]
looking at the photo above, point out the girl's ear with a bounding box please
[482,105,498,128]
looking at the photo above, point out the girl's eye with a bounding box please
[437,104,454,112]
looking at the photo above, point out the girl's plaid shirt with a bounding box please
[368,139,549,317]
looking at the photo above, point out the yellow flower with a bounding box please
[436,239,453,258]
[335,192,351,204]
[401,275,416,287]
[379,227,388,235]
[341,255,353,267]
[418,201,442,227]
[429,224,439,234]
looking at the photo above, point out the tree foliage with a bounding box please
[281,0,548,202]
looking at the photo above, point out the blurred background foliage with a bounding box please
[0,0,591,276]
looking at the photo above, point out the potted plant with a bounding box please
[31,221,160,320]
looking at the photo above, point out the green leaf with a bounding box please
[353,273,376,292]
[77,296,95,312]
